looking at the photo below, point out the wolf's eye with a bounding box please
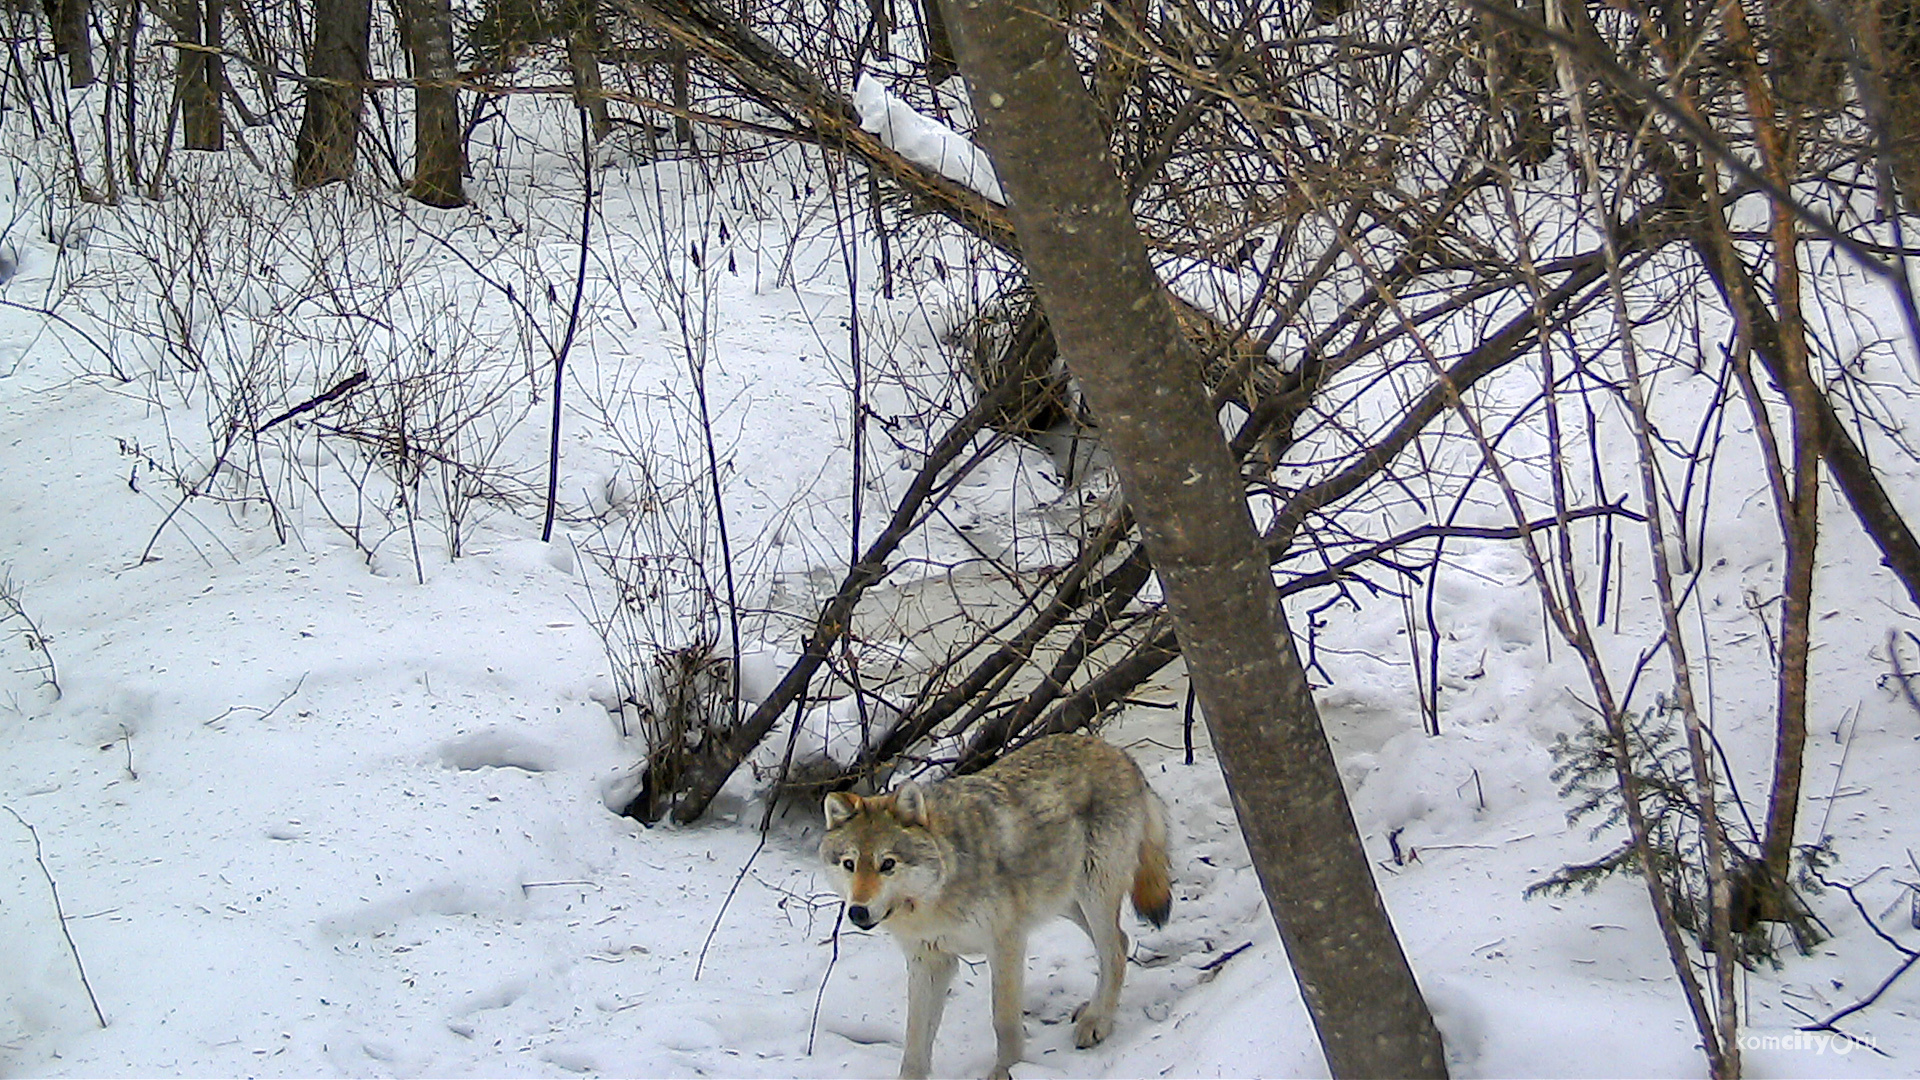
[879,857,896,873]
[841,858,855,872]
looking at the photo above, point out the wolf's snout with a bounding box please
[847,904,878,929]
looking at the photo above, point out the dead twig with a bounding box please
[204,674,308,728]
[1196,940,1253,979]
[256,371,369,433]
[1801,867,1920,1037]
[4,806,107,1027]
[808,901,845,1055]
[694,831,768,980]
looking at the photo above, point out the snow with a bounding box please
[854,75,1006,206]
[1,89,1918,1080]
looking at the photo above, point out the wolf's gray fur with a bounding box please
[820,734,1171,1079]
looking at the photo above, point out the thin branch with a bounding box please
[1472,0,1920,374]
[0,572,60,699]
[808,903,845,1055]
[1800,868,1919,1035]
[159,39,818,141]
[542,106,595,544]
[4,806,107,1027]
[0,298,124,379]
[693,831,766,981]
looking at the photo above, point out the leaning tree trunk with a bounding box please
[175,0,223,150]
[295,0,371,187]
[401,0,466,207]
[938,1,1449,1076]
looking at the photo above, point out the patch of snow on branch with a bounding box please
[854,74,1006,205]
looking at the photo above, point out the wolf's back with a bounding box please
[961,734,1172,928]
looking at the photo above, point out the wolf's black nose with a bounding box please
[848,904,876,928]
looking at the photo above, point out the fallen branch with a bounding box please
[1022,502,1645,746]
[614,0,1016,251]
[203,673,308,728]
[256,371,369,432]
[1196,940,1253,981]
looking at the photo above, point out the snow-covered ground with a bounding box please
[3,105,1919,1080]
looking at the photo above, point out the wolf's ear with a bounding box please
[892,782,927,826]
[824,791,861,829]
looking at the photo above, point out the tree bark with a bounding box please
[175,0,224,150]
[563,0,613,143]
[918,0,955,85]
[295,0,371,187]
[401,0,467,207]
[937,2,1448,1076]
[47,0,96,88]
[1724,0,1819,903]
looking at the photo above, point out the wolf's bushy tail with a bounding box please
[1131,792,1172,928]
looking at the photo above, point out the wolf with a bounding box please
[819,733,1171,1080]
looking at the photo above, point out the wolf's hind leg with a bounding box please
[987,930,1029,1080]
[1071,896,1128,1048]
[900,944,956,1080]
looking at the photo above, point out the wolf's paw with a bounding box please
[1072,1003,1112,1048]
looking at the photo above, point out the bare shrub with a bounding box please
[0,569,60,712]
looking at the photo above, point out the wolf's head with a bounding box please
[819,784,945,930]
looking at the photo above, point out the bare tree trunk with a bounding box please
[175,0,223,150]
[401,0,466,207]
[562,0,612,142]
[116,0,141,188]
[669,41,692,144]
[918,0,955,84]
[47,0,95,88]
[1724,0,1819,899]
[295,0,370,187]
[1857,0,1920,209]
[937,1,1447,1075]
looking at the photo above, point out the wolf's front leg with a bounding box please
[899,944,956,1080]
[987,931,1029,1080]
